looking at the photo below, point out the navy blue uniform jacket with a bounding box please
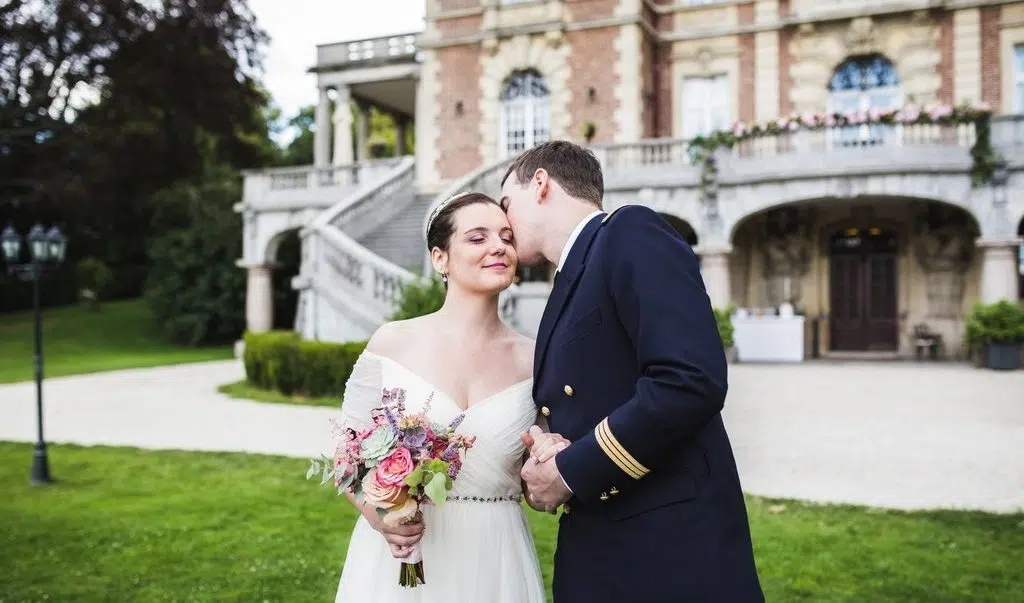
[534,205,764,603]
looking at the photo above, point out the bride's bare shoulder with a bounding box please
[507,329,535,380]
[365,316,432,356]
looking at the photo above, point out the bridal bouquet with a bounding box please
[307,387,475,587]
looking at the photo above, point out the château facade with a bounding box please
[238,0,1024,358]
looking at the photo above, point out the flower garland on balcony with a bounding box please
[686,102,999,200]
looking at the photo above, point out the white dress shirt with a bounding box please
[556,210,604,272]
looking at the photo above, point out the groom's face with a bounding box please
[499,170,546,266]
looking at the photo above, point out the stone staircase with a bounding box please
[356,193,433,273]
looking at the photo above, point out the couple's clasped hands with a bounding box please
[520,426,573,513]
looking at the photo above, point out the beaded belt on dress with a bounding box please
[447,494,522,503]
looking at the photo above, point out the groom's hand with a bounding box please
[521,456,571,512]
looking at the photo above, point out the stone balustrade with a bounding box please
[316,33,420,69]
[241,158,404,211]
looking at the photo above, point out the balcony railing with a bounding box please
[316,33,420,69]
[241,159,405,210]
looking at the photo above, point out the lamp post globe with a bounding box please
[46,226,67,264]
[1,223,20,263]
[27,223,48,263]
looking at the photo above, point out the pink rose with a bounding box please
[376,447,415,487]
[361,471,408,509]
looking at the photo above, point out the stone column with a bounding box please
[700,247,731,309]
[314,87,331,167]
[395,118,408,156]
[356,104,370,161]
[245,264,274,333]
[331,85,354,165]
[977,237,1023,303]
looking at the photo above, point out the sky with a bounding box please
[248,0,426,140]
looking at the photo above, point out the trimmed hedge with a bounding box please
[242,330,367,398]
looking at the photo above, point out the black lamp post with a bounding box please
[1,222,67,485]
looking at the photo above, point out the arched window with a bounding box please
[827,54,902,146]
[500,70,551,157]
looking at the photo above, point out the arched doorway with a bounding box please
[266,229,301,330]
[828,226,899,351]
[827,54,901,147]
[659,212,699,247]
[499,70,551,157]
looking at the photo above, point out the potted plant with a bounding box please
[964,300,1024,370]
[714,305,736,362]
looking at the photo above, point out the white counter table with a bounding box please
[733,315,805,362]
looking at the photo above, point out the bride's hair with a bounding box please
[425,192,501,253]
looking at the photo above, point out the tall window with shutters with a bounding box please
[499,70,551,158]
[680,74,731,139]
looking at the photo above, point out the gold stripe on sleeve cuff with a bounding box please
[595,418,649,480]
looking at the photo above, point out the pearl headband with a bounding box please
[424,191,475,238]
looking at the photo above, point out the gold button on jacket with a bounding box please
[540,406,550,417]
[564,384,574,396]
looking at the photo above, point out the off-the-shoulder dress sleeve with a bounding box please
[338,351,383,432]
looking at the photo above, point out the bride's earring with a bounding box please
[441,273,448,284]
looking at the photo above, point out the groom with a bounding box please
[504,141,763,602]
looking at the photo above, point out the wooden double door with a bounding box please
[829,228,899,352]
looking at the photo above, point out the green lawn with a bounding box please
[218,380,341,408]
[0,299,234,383]
[1,443,1021,602]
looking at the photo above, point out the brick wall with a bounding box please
[937,10,954,105]
[566,28,621,143]
[565,0,618,21]
[980,6,1001,108]
[641,32,656,137]
[778,0,791,116]
[434,45,483,179]
[738,3,756,123]
[436,15,483,38]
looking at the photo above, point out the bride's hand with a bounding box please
[521,425,570,463]
[365,507,425,553]
[388,541,419,560]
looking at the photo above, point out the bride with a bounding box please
[332,192,553,602]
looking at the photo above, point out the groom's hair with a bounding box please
[501,141,604,208]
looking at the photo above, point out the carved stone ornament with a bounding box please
[912,203,976,272]
[696,48,713,73]
[844,17,878,55]
[482,35,498,56]
[760,207,814,278]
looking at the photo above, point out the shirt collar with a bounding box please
[557,210,604,272]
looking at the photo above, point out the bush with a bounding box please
[242,330,367,398]
[389,275,446,321]
[75,257,114,310]
[965,300,1024,347]
[714,306,735,348]
[143,165,246,346]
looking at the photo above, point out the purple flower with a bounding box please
[448,414,465,430]
[402,426,427,450]
[441,442,459,461]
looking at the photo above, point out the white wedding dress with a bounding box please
[332,351,547,603]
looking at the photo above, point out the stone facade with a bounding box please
[256,1,1024,355]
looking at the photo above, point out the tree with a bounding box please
[1,0,274,307]
[144,161,247,346]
